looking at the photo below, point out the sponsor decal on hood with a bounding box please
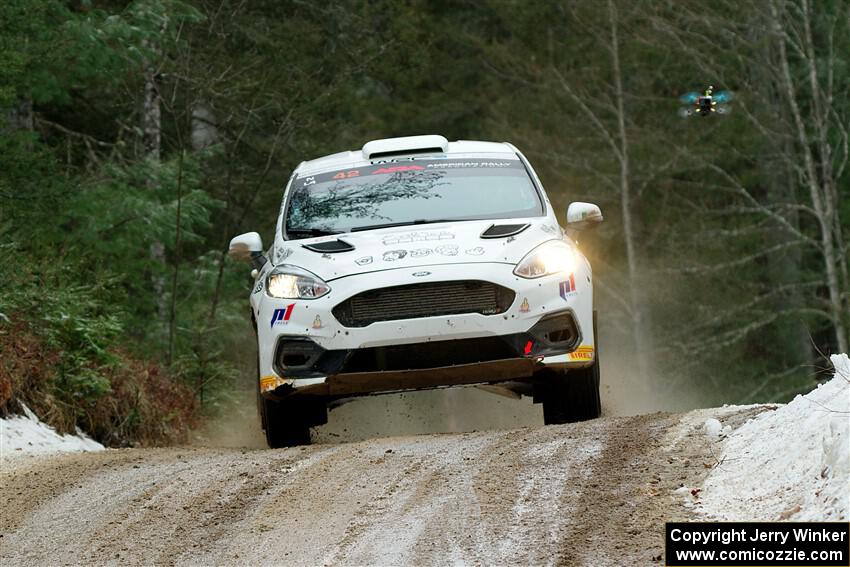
[272,219,570,282]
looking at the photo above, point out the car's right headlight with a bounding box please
[514,240,577,279]
[266,265,330,299]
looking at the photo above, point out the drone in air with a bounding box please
[679,85,733,117]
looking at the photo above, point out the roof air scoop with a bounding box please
[362,135,449,160]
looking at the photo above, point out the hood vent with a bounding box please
[480,223,530,239]
[302,239,355,253]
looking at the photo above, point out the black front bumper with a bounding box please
[273,310,581,379]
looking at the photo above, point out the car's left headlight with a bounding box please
[266,265,330,299]
[514,240,578,279]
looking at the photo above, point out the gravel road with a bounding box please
[0,406,765,566]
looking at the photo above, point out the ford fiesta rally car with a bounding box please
[230,135,604,447]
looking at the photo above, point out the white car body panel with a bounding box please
[248,141,596,395]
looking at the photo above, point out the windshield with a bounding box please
[283,158,543,238]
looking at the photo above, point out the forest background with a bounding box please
[1,0,847,445]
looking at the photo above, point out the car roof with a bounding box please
[294,137,520,178]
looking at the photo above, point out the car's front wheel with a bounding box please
[536,360,601,424]
[260,396,327,448]
[535,312,601,424]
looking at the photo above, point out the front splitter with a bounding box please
[286,358,537,397]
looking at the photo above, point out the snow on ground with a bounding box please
[0,403,104,464]
[697,353,850,521]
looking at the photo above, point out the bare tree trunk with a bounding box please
[835,214,849,312]
[801,0,850,350]
[744,3,814,366]
[168,151,185,365]
[142,61,162,161]
[191,104,218,151]
[142,49,169,326]
[5,95,34,154]
[608,0,650,376]
[771,0,848,353]
[8,95,34,132]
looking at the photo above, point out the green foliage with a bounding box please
[0,242,115,401]
[0,0,213,440]
[1,0,847,446]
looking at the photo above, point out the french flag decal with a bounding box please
[559,275,576,300]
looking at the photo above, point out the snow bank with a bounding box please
[699,353,850,521]
[0,403,104,464]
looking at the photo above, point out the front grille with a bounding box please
[333,280,515,327]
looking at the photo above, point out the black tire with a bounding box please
[260,396,327,448]
[256,365,267,434]
[538,362,601,424]
[538,311,602,424]
[254,329,326,448]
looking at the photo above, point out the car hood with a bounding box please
[270,218,566,282]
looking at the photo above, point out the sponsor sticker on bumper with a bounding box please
[569,346,594,361]
[260,375,287,392]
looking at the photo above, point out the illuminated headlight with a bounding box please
[514,240,577,279]
[266,265,330,299]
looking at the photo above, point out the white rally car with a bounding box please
[230,135,604,447]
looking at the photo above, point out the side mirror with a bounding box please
[566,202,603,231]
[229,232,265,269]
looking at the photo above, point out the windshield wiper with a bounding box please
[287,227,343,238]
[350,219,459,232]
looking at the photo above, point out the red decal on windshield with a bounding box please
[371,165,425,175]
[333,170,360,180]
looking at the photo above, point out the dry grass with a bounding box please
[0,318,199,447]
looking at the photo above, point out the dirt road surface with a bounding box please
[0,406,765,566]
